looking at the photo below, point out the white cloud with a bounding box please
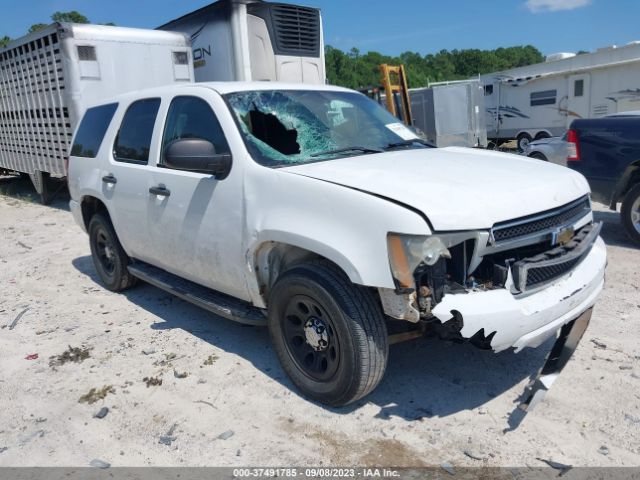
[525,0,591,13]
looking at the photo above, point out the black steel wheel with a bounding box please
[281,294,341,382]
[88,213,137,292]
[268,260,388,406]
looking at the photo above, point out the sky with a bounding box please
[1,0,639,57]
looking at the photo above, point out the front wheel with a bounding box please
[621,183,640,244]
[268,260,388,406]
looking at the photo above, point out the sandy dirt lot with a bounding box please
[0,175,639,468]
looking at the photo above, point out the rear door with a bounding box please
[103,98,162,262]
[145,91,249,300]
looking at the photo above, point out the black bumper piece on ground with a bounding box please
[518,307,593,412]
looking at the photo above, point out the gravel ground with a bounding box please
[0,175,639,468]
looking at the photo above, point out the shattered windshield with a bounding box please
[224,90,428,167]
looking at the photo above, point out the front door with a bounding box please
[145,93,249,300]
[567,74,591,126]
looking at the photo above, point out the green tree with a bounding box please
[51,10,90,24]
[14,11,114,40]
[0,35,10,47]
[28,23,48,33]
[325,44,545,88]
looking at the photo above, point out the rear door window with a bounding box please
[113,98,161,164]
[71,103,118,158]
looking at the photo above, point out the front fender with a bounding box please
[242,166,430,306]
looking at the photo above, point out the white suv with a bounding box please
[68,82,606,407]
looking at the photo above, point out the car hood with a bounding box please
[282,147,590,231]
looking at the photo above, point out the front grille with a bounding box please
[511,222,601,292]
[492,196,591,243]
[524,255,584,289]
[271,5,321,57]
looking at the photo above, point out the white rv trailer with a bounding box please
[0,23,194,202]
[158,0,326,84]
[480,41,640,150]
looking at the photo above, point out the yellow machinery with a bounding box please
[380,64,413,126]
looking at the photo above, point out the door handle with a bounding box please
[102,174,117,185]
[149,185,171,197]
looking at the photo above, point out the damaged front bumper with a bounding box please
[431,233,606,352]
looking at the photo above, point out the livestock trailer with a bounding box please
[0,23,194,202]
[159,0,326,84]
[480,41,640,150]
[410,80,487,148]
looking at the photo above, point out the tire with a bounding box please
[621,183,640,244]
[88,213,137,291]
[528,152,548,161]
[534,131,551,141]
[517,133,533,152]
[268,260,388,406]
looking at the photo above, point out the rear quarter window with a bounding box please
[71,103,118,158]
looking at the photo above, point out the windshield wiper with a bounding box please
[310,146,383,158]
[384,139,435,150]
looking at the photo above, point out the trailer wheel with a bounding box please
[517,133,532,152]
[268,260,388,406]
[88,213,137,291]
[621,183,640,244]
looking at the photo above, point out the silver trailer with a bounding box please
[410,80,488,148]
[0,23,194,202]
[159,0,326,84]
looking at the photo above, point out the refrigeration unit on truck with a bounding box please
[410,80,488,148]
[158,0,326,84]
[481,41,640,151]
[0,23,194,203]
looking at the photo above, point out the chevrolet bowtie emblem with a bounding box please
[553,226,575,246]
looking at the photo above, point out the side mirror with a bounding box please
[163,138,232,180]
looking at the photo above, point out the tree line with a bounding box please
[325,45,545,89]
[1,11,114,47]
[1,10,545,87]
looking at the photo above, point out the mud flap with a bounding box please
[519,307,592,412]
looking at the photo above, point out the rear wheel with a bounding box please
[517,133,532,152]
[621,183,640,244]
[268,260,388,406]
[88,213,137,291]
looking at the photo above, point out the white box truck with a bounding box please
[158,0,326,84]
[481,42,640,151]
[0,23,194,202]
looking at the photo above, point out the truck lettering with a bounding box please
[193,45,211,68]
